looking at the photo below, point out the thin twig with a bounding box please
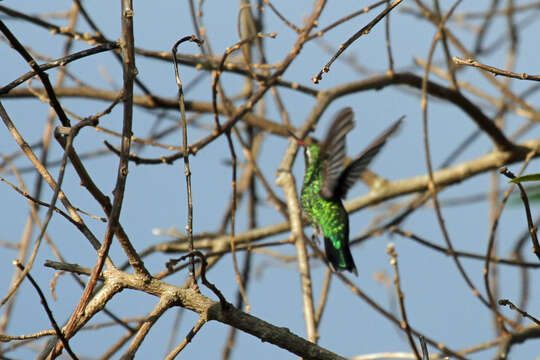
[484,155,535,334]
[0,118,98,308]
[8,27,76,336]
[172,34,204,282]
[13,260,79,360]
[164,317,206,360]
[312,0,403,83]
[333,270,466,359]
[167,251,230,308]
[164,309,184,356]
[496,325,540,360]
[221,123,258,358]
[454,57,540,81]
[0,103,103,310]
[264,0,300,33]
[0,19,71,126]
[500,166,540,261]
[419,335,429,360]
[210,34,278,312]
[0,330,57,342]
[314,268,332,328]
[233,128,288,218]
[120,297,173,359]
[0,175,104,224]
[384,0,395,75]
[0,42,119,95]
[386,243,420,360]
[414,3,537,117]
[306,0,388,41]
[474,0,500,54]
[52,1,139,356]
[419,0,506,323]
[433,0,459,89]
[390,227,540,268]
[498,299,540,326]
[71,0,154,97]
[6,70,517,152]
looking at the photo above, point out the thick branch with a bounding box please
[44,262,346,360]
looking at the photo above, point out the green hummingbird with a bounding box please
[291,107,403,275]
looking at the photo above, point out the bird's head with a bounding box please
[287,130,321,167]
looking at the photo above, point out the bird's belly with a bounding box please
[308,199,347,232]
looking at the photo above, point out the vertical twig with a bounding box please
[277,171,317,343]
[225,129,248,309]
[474,0,500,54]
[314,268,332,329]
[273,2,329,343]
[384,0,395,75]
[211,35,277,312]
[487,113,504,335]
[164,309,184,356]
[419,336,429,360]
[500,166,540,261]
[232,128,288,218]
[222,125,258,359]
[420,0,503,321]
[510,212,540,326]
[386,243,421,360]
[52,1,138,356]
[483,155,535,335]
[433,0,459,90]
[172,35,203,282]
[486,9,520,331]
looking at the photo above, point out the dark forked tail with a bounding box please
[324,237,358,276]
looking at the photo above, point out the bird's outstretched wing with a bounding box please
[320,107,355,200]
[333,116,404,199]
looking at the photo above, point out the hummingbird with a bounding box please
[291,107,403,275]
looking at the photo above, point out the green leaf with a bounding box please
[509,190,540,206]
[509,173,540,183]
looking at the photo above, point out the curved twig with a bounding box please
[172,34,204,281]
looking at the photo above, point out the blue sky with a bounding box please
[1,1,540,359]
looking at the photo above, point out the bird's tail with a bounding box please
[324,237,358,276]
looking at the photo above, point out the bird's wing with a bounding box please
[334,116,404,199]
[320,107,355,200]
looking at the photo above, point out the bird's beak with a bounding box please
[287,130,306,147]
